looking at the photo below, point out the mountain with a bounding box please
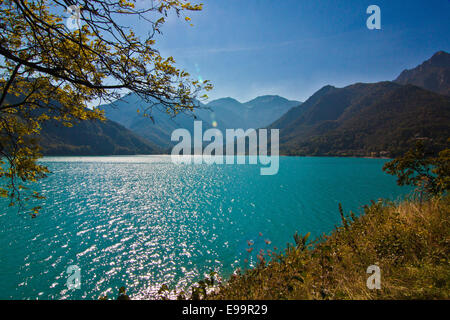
[271,81,450,157]
[268,51,450,157]
[101,93,301,148]
[201,95,301,131]
[270,84,339,135]
[2,92,161,156]
[38,118,161,156]
[101,93,209,149]
[243,95,302,129]
[395,51,450,95]
[195,97,245,129]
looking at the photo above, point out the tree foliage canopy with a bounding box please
[383,139,450,196]
[0,0,211,213]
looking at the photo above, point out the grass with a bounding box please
[206,196,450,300]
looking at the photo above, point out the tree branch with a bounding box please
[0,62,22,108]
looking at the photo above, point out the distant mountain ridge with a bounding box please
[102,94,208,150]
[395,51,450,95]
[101,94,301,148]
[199,95,301,131]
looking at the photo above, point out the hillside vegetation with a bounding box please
[4,92,161,157]
[273,82,450,157]
[208,195,450,300]
[39,118,161,156]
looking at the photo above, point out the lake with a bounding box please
[0,156,411,299]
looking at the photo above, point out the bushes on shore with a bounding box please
[206,196,449,299]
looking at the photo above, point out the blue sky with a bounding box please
[139,0,449,103]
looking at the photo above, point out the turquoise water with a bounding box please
[0,156,411,299]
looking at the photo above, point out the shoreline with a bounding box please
[39,154,392,160]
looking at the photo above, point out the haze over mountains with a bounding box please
[101,94,301,149]
[198,95,301,131]
[37,50,450,157]
[102,93,206,150]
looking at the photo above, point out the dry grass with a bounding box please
[208,196,450,300]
